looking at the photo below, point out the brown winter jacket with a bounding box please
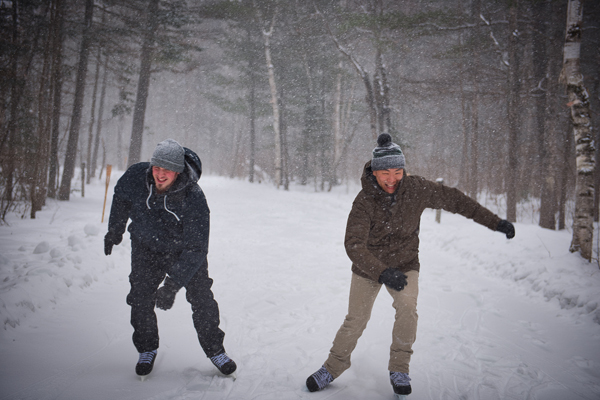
[345,161,502,282]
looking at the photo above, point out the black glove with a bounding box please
[104,232,123,255]
[156,277,180,310]
[496,219,515,239]
[378,268,408,291]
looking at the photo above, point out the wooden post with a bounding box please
[102,164,112,223]
[435,178,444,223]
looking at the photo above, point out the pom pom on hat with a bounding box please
[372,133,405,171]
[377,132,393,147]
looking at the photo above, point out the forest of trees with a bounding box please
[0,0,599,259]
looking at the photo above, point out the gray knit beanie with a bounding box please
[150,139,185,173]
[371,133,405,171]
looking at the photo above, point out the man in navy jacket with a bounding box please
[104,139,236,378]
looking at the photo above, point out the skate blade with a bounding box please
[139,374,150,382]
[395,395,408,399]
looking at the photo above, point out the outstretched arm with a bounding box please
[424,178,515,239]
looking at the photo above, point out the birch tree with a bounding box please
[254,0,282,187]
[315,1,392,139]
[561,0,594,261]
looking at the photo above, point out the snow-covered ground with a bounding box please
[1,172,599,400]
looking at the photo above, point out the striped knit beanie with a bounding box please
[150,139,185,173]
[371,133,405,171]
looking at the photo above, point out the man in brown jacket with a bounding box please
[306,133,515,397]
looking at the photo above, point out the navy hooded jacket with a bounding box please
[107,148,208,287]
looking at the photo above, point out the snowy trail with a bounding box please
[1,175,600,400]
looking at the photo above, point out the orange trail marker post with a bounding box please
[102,165,112,223]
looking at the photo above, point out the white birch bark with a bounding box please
[255,2,281,187]
[560,0,595,261]
[315,6,378,139]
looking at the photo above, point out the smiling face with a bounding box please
[372,168,404,194]
[152,166,179,193]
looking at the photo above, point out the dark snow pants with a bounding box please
[127,240,226,357]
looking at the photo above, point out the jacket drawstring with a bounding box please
[146,185,180,221]
[163,196,180,221]
[146,185,153,209]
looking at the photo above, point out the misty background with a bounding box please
[1,0,599,257]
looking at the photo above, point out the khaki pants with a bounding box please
[324,271,419,377]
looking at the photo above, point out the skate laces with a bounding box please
[390,371,411,386]
[210,352,232,368]
[312,366,334,390]
[138,350,157,364]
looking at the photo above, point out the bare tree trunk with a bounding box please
[47,0,64,199]
[551,0,570,231]
[469,95,479,199]
[506,2,521,222]
[559,126,572,231]
[374,46,392,134]
[457,28,470,193]
[331,78,358,185]
[127,0,160,167]
[300,52,315,186]
[57,0,94,200]
[561,0,595,261]
[467,0,481,199]
[459,89,470,192]
[279,87,289,190]
[117,117,124,170]
[595,69,600,221]
[86,49,101,184]
[4,0,21,206]
[535,0,556,230]
[91,53,108,179]
[372,0,390,136]
[332,60,343,184]
[249,79,256,183]
[247,28,257,183]
[99,138,106,179]
[229,127,242,179]
[590,7,600,222]
[30,4,53,218]
[316,6,378,139]
[256,2,282,187]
